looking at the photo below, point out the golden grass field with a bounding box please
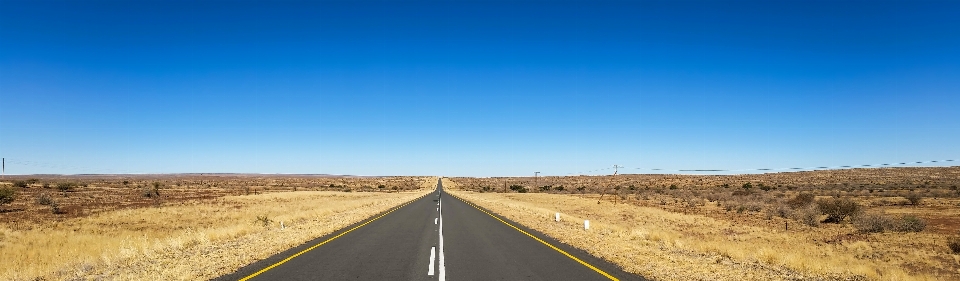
[445,167,960,281]
[0,176,436,281]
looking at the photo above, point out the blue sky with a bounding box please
[1,0,958,176]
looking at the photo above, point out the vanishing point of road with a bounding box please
[216,179,645,281]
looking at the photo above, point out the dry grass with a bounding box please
[0,176,437,281]
[446,188,959,281]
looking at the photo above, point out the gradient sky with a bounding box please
[1,0,958,176]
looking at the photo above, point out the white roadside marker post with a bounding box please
[280,221,285,230]
[584,220,590,230]
[555,212,560,222]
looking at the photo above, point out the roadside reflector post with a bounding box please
[280,221,285,230]
[555,212,560,222]
[584,220,590,230]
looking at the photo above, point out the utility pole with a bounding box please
[2,158,4,179]
[534,171,540,190]
[613,165,622,176]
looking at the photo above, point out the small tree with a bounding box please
[905,192,923,206]
[817,197,862,223]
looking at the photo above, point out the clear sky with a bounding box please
[1,0,958,176]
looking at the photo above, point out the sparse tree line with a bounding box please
[450,169,960,254]
[0,176,432,215]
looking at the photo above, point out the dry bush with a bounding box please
[766,204,792,219]
[894,215,926,232]
[35,193,53,206]
[853,213,926,233]
[949,235,960,254]
[794,205,820,227]
[786,193,815,209]
[853,212,893,233]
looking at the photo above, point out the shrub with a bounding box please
[786,193,815,209]
[732,188,754,196]
[35,193,54,205]
[0,187,17,205]
[539,185,551,192]
[894,215,926,232]
[56,182,77,192]
[767,204,792,219]
[50,201,65,214]
[949,236,960,254]
[795,205,821,227]
[742,183,753,190]
[905,193,923,206]
[554,185,564,192]
[576,186,586,192]
[255,215,273,227]
[12,181,28,188]
[853,213,893,233]
[743,202,763,212]
[668,184,678,190]
[509,185,527,193]
[817,197,862,223]
[142,186,159,198]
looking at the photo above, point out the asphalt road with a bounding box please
[217,179,644,281]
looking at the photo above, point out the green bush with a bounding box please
[554,185,564,192]
[12,181,28,188]
[816,197,862,223]
[509,185,527,193]
[56,182,77,192]
[0,187,17,205]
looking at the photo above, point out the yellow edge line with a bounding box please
[451,194,620,281]
[238,194,428,281]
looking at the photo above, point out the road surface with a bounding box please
[217,179,644,281]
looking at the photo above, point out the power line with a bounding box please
[564,158,957,176]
